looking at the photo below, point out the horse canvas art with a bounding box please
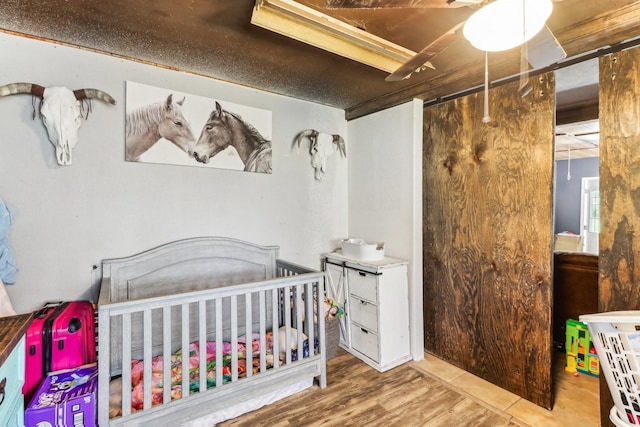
[193,102,272,174]
[125,82,272,173]
[125,94,196,161]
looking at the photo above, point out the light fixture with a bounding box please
[463,0,553,52]
[251,0,418,73]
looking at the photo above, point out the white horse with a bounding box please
[126,94,196,161]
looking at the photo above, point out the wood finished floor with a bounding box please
[219,349,600,426]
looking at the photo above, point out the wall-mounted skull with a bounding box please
[0,83,116,165]
[294,129,346,181]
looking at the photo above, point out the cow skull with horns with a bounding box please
[0,83,116,165]
[294,129,346,181]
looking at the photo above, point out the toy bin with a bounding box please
[580,311,640,426]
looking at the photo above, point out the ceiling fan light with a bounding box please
[463,0,553,52]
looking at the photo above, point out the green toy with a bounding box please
[565,319,599,377]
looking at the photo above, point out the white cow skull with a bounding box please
[0,82,116,165]
[294,129,346,181]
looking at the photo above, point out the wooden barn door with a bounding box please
[598,45,640,426]
[423,73,555,408]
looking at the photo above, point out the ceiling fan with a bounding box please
[554,130,599,177]
[325,0,567,83]
[555,131,599,147]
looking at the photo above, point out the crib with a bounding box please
[97,237,327,426]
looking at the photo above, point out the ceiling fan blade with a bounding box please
[386,21,463,82]
[555,132,599,145]
[526,25,566,69]
[325,0,476,9]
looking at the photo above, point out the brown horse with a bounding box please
[125,94,196,161]
[193,102,272,173]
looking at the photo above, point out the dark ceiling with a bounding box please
[0,1,639,119]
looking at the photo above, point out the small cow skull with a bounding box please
[0,82,116,165]
[294,129,346,181]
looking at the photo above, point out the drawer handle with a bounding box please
[0,377,5,406]
[361,328,368,334]
[359,271,366,277]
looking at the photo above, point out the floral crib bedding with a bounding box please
[109,330,315,418]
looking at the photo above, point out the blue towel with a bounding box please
[0,197,17,284]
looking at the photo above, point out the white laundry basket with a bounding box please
[580,311,640,426]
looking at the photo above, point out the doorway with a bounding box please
[553,117,600,243]
[552,58,600,422]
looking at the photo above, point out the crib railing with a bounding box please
[97,269,326,426]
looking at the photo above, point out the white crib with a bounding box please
[97,237,327,426]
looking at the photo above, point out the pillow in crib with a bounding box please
[277,326,308,353]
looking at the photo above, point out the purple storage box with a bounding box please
[25,363,97,427]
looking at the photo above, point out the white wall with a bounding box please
[0,32,348,313]
[347,99,424,360]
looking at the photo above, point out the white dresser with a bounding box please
[322,251,411,372]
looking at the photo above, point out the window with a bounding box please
[589,190,600,233]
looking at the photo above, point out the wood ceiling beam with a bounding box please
[325,0,472,8]
[556,102,598,126]
[345,2,640,120]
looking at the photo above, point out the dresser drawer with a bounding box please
[348,296,378,333]
[350,324,379,363]
[346,269,378,303]
[0,389,24,427]
[0,336,25,424]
